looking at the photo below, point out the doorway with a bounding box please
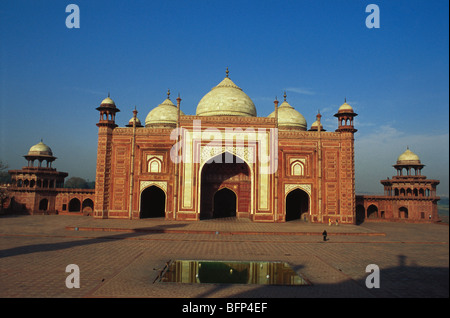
[213,188,237,218]
[285,188,309,221]
[140,186,166,218]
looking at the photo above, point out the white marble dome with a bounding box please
[196,76,257,117]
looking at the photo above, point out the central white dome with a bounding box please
[196,76,257,117]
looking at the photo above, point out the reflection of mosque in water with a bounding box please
[160,260,309,286]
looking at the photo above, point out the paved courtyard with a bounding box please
[0,215,448,300]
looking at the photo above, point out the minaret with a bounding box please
[172,93,182,219]
[274,96,279,128]
[334,99,357,223]
[94,95,120,218]
[334,98,357,133]
[96,93,120,129]
[274,96,279,220]
[128,107,139,219]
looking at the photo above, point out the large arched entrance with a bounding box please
[213,188,237,218]
[285,189,309,221]
[200,152,250,220]
[140,186,166,218]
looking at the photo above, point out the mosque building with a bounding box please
[4,70,440,223]
[94,70,358,223]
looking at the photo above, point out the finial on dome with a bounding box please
[316,110,322,120]
[167,89,171,100]
[226,67,229,78]
[283,91,287,101]
[108,92,110,98]
[344,97,347,103]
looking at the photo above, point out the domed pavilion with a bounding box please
[7,140,95,215]
[356,147,440,223]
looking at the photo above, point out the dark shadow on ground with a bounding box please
[0,223,187,259]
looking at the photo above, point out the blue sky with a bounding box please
[0,0,448,196]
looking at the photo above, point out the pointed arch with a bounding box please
[367,204,379,219]
[285,188,310,221]
[199,151,251,220]
[148,157,162,173]
[140,185,166,218]
[291,160,305,176]
[82,198,94,213]
[213,187,237,218]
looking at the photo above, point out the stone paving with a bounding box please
[0,215,448,299]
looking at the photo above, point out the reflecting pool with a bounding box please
[158,260,310,286]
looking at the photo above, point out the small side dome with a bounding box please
[28,141,53,157]
[397,148,421,164]
[310,120,323,130]
[268,94,307,130]
[126,116,143,127]
[309,119,325,131]
[145,93,185,127]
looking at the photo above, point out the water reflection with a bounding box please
[159,260,309,286]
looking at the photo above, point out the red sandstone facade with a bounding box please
[93,76,358,224]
